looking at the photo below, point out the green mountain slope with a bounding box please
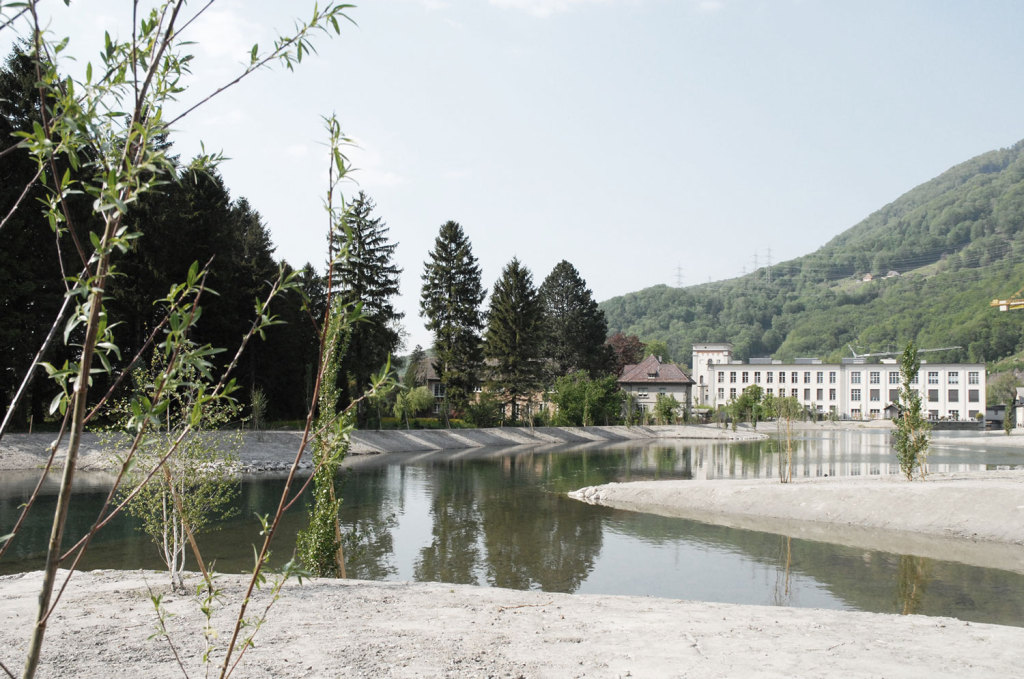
[601,140,1024,368]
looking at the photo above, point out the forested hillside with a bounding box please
[601,140,1024,368]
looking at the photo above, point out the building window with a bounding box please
[718,388,725,399]
[816,372,824,384]
[730,388,737,399]
[816,389,823,400]
[888,372,899,385]
[829,371,837,384]
[949,410,959,420]
[766,372,774,383]
[910,373,918,384]
[851,372,861,384]
[791,389,799,398]
[969,371,980,385]
[742,371,749,384]
[928,410,939,419]
[851,389,861,401]
[870,389,880,401]
[754,371,761,383]
[968,389,979,402]
[730,372,737,383]
[829,389,836,401]
[869,409,880,418]
[718,371,725,382]
[433,383,446,398]
[803,372,811,383]
[889,389,898,403]
[791,372,799,383]
[948,371,959,385]
[927,389,939,402]
[779,372,786,383]
[766,388,774,397]
[803,388,810,400]
[948,389,959,403]
[638,390,648,399]
[928,371,939,385]
[869,371,880,384]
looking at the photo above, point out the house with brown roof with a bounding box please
[617,355,695,417]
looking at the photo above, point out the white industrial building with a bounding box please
[691,342,986,421]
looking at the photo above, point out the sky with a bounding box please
[5,1,1024,351]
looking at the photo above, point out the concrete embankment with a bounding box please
[0,425,764,474]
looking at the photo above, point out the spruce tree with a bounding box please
[484,258,545,423]
[330,191,403,423]
[538,260,613,379]
[420,221,486,417]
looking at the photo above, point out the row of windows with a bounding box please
[719,369,980,386]
[720,370,837,385]
[848,389,980,403]
[717,386,982,405]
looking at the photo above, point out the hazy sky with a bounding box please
[6,1,1024,351]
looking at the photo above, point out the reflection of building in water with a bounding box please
[692,342,986,422]
[588,434,992,481]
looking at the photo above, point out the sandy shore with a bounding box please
[570,470,1024,573]
[1,569,1022,678]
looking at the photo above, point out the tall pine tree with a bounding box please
[538,260,613,379]
[484,258,545,423]
[420,221,486,418]
[330,191,403,423]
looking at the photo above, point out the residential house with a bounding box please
[618,355,695,418]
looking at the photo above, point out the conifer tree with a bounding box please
[538,260,613,379]
[420,221,486,417]
[330,191,403,422]
[484,258,545,422]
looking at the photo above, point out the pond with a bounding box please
[2,430,1023,627]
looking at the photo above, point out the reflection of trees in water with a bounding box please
[414,463,484,585]
[478,455,604,593]
[896,554,931,615]
[773,535,793,606]
[337,467,397,580]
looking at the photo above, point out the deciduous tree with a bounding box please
[607,332,645,376]
[549,371,623,426]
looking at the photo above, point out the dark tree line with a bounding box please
[417,219,619,424]
[0,47,364,428]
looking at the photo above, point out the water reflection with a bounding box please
[897,555,931,615]
[3,434,1023,628]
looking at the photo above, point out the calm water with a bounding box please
[2,431,1023,627]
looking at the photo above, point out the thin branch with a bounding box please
[145,583,191,679]
[82,256,218,425]
[0,5,30,33]
[167,4,354,128]
[0,278,77,442]
[0,166,43,232]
